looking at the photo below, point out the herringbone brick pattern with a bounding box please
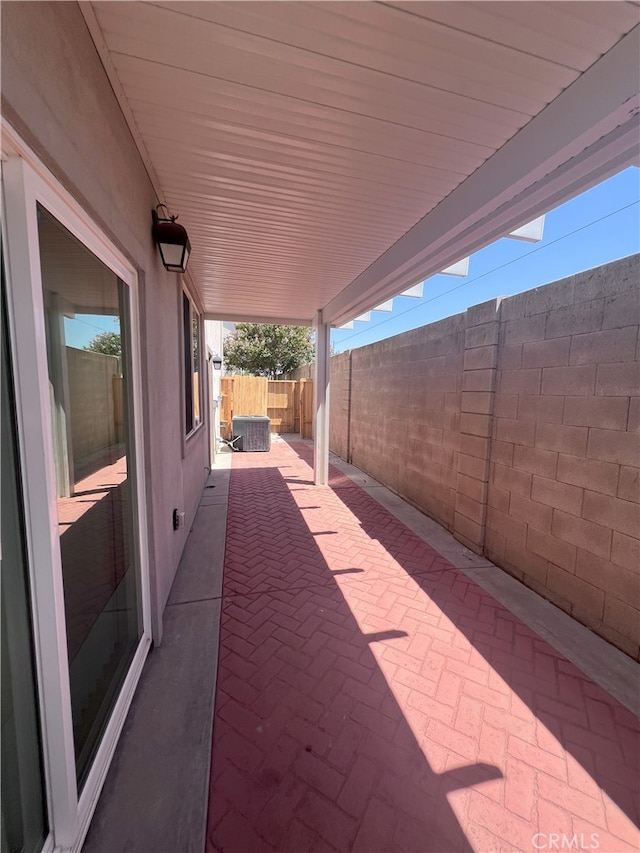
[207,442,639,852]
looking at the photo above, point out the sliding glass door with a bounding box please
[36,205,143,788]
[2,147,151,852]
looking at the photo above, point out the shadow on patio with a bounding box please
[206,440,639,853]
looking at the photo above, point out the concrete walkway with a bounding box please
[207,439,639,853]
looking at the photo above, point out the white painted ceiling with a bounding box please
[83,1,640,325]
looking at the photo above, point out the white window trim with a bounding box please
[1,122,152,853]
[183,285,204,443]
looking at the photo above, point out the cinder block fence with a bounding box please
[294,255,640,658]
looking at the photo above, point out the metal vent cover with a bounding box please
[232,416,271,452]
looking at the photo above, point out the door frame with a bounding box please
[1,121,152,853]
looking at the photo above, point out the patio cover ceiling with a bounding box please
[82,2,640,327]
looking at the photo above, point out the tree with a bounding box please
[224,323,314,379]
[84,330,121,358]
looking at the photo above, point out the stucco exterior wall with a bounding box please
[2,1,209,640]
[322,255,639,658]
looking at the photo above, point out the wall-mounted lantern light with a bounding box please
[210,354,223,371]
[152,204,191,273]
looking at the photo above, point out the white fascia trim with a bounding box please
[203,312,312,326]
[323,26,640,327]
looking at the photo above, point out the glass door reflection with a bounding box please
[37,205,142,788]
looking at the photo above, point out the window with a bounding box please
[183,292,202,434]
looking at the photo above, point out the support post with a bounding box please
[313,311,330,486]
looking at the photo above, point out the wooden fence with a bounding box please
[220,376,313,439]
[299,379,313,439]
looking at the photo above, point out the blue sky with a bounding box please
[65,313,120,350]
[332,166,639,354]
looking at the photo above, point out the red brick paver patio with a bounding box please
[207,441,639,853]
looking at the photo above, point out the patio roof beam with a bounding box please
[203,313,311,327]
[322,26,640,328]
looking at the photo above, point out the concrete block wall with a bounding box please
[322,255,639,658]
[329,352,351,462]
[67,347,119,465]
[348,315,465,533]
[486,255,640,658]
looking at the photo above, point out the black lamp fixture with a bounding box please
[151,204,191,273]
[210,354,223,371]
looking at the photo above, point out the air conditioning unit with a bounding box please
[232,415,271,452]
